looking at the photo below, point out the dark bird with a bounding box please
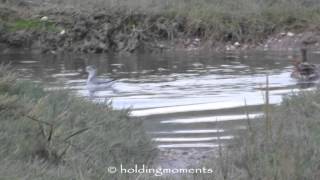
[291,48,319,81]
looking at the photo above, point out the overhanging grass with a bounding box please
[0,65,157,179]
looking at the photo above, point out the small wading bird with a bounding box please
[86,65,117,98]
[291,48,320,81]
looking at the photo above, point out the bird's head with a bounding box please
[292,59,302,68]
[86,65,97,74]
[290,54,302,69]
[86,66,98,81]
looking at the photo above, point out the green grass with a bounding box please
[6,19,58,32]
[0,65,157,179]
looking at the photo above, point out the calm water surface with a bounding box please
[3,50,320,149]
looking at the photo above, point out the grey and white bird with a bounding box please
[85,65,116,98]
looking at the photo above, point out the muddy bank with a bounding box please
[1,5,320,54]
[0,6,196,54]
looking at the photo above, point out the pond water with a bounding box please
[2,49,319,150]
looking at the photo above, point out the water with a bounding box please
[2,49,319,150]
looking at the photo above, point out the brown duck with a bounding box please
[291,48,319,81]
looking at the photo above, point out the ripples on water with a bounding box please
[3,50,319,149]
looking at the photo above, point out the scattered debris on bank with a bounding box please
[1,4,320,54]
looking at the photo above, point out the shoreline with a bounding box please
[1,3,320,55]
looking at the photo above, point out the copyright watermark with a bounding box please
[107,164,214,176]
[107,166,117,174]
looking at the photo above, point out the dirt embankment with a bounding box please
[1,5,320,54]
[0,5,194,54]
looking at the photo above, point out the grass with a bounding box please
[6,19,58,32]
[0,4,57,32]
[2,0,320,44]
[0,65,157,179]
[29,0,320,43]
[0,16,58,33]
[193,84,320,180]
[1,0,320,52]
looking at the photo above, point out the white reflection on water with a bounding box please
[161,113,262,124]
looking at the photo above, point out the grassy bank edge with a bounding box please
[1,0,320,53]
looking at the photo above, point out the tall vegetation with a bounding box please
[197,87,320,180]
[0,65,156,179]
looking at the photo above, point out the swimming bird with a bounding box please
[291,48,319,81]
[85,65,116,98]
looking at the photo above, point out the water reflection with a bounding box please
[3,50,320,149]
